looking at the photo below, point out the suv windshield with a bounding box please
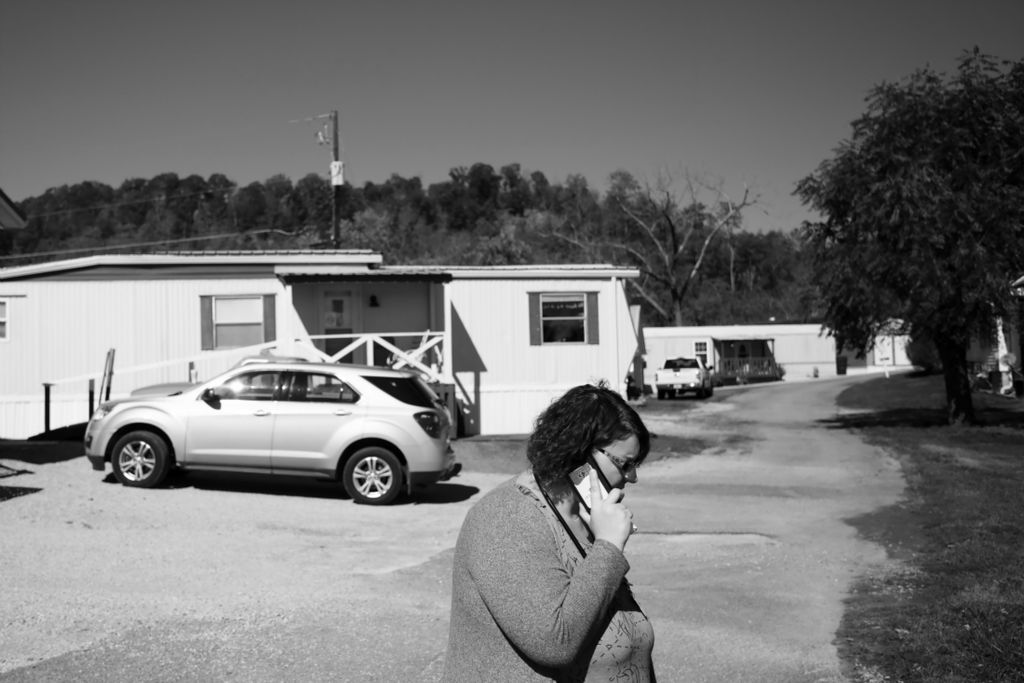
[665,358,700,370]
[363,375,438,408]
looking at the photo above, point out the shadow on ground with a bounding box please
[820,406,1024,431]
[0,422,87,466]
[820,371,1024,430]
[143,470,481,505]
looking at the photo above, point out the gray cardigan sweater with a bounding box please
[443,474,653,682]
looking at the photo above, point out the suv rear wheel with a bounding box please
[111,430,171,488]
[343,447,403,505]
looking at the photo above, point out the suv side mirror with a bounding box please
[202,386,232,402]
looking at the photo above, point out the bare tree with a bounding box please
[552,169,756,325]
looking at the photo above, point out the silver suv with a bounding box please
[84,361,458,505]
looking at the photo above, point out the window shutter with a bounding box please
[262,295,276,342]
[528,293,541,346]
[200,296,214,350]
[586,292,599,345]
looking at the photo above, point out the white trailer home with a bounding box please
[642,323,913,387]
[0,252,641,439]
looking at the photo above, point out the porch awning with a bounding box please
[276,265,452,283]
[711,334,776,342]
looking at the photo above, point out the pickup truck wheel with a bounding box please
[111,430,171,488]
[706,385,714,398]
[657,389,667,400]
[343,447,403,505]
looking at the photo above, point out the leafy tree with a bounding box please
[536,174,605,265]
[115,178,151,230]
[796,50,1024,424]
[230,182,268,231]
[172,174,209,239]
[529,171,553,210]
[427,169,473,231]
[682,231,818,325]
[142,173,183,238]
[262,174,294,231]
[292,173,331,236]
[499,163,531,216]
[465,163,501,215]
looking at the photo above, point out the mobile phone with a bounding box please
[568,460,609,511]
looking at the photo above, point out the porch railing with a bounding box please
[717,356,781,380]
[302,331,445,383]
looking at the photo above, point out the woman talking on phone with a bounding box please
[444,382,655,682]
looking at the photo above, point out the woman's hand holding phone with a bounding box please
[582,469,634,551]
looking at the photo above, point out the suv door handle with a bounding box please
[334,409,351,416]
[253,409,271,416]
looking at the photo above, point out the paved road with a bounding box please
[0,375,904,682]
[630,377,904,681]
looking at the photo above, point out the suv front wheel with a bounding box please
[111,430,171,488]
[343,447,403,505]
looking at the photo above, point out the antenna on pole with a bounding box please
[289,110,344,248]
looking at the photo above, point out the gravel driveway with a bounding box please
[0,376,905,682]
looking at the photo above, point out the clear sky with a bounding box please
[2,0,1022,233]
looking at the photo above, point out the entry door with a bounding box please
[322,290,360,363]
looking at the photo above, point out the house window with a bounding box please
[0,300,7,340]
[200,295,276,350]
[528,292,599,346]
[694,341,708,365]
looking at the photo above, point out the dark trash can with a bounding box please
[836,356,848,376]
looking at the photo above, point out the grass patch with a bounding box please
[828,373,1024,682]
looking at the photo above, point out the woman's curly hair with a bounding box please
[527,382,650,489]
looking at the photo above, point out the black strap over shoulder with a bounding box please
[537,480,590,559]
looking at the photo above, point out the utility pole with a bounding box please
[328,109,343,249]
[290,110,344,248]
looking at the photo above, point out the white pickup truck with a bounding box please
[655,356,713,399]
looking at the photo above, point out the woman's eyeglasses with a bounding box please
[596,448,639,475]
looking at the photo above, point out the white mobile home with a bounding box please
[643,323,912,386]
[0,252,640,439]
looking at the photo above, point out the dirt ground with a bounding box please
[0,375,905,682]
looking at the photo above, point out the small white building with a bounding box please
[642,323,912,387]
[0,251,641,439]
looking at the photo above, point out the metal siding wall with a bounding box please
[360,282,430,334]
[0,289,44,437]
[613,280,639,394]
[0,277,282,439]
[0,290,41,396]
[449,277,628,435]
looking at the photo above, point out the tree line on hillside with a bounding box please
[0,164,821,327]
